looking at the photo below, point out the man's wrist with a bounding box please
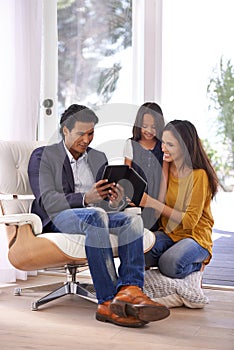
[83,193,94,207]
[82,193,87,207]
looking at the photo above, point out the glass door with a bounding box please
[57,0,133,113]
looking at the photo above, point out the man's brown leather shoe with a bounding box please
[110,286,170,322]
[96,300,147,328]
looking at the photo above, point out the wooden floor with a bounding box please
[0,272,233,350]
[203,228,234,287]
[0,192,233,349]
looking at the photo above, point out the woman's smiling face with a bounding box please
[161,130,184,163]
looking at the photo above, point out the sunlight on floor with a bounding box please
[212,231,231,242]
[211,191,234,232]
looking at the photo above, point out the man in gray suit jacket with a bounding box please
[28,104,169,328]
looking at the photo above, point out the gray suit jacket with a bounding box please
[28,141,108,231]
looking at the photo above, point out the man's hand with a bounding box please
[108,183,125,208]
[84,179,114,206]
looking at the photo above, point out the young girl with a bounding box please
[142,120,219,278]
[123,102,166,231]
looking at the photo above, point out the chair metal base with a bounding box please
[14,264,97,310]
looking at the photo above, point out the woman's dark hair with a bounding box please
[132,102,165,141]
[164,120,219,198]
[59,104,99,139]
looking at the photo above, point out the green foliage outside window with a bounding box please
[57,0,132,109]
[206,57,234,191]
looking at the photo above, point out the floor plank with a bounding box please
[203,229,234,287]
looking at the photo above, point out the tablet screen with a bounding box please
[102,165,147,206]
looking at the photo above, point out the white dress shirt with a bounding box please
[63,142,94,205]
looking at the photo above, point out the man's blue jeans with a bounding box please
[51,207,145,304]
[145,231,210,278]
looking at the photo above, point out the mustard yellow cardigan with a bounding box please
[160,169,214,263]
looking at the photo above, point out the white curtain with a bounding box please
[0,0,43,141]
[0,0,43,283]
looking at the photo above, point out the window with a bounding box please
[57,0,133,112]
[161,0,233,140]
[161,0,234,189]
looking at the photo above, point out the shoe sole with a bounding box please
[110,301,170,322]
[96,312,147,328]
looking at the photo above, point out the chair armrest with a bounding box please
[0,213,42,235]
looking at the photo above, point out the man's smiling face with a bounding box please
[63,121,95,159]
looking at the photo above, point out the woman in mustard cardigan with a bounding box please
[142,120,219,278]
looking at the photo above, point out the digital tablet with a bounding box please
[102,164,147,206]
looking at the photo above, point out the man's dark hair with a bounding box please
[59,104,99,139]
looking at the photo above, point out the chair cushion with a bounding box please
[0,198,33,216]
[143,268,209,308]
[39,227,155,259]
[0,140,45,195]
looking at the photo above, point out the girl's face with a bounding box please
[140,114,156,140]
[161,130,184,163]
